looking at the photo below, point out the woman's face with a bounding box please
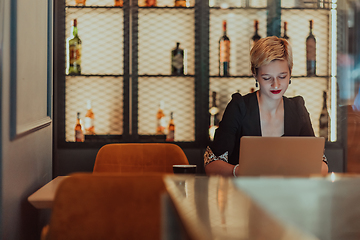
[255,60,290,100]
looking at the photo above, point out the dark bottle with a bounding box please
[319,91,329,140]
[250,20,261,50]
[171,42,184,75]
[67,19,82,75]
[219,21,230,76]
[282,21,290,42]
[306,20,316,76]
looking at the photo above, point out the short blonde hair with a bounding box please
[250,36,293,75]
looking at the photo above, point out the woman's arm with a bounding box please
[205,160,238,176]
[203,93,245,176]
[321,161,328,175]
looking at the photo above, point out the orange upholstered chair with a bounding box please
[42,173,168,240]
[93,143,189,173]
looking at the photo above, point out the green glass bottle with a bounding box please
[67,19,82,75]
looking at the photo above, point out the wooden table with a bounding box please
[163,174,360,240]
[28,176,68,209]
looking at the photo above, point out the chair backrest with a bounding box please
[45,173,167,240]
[93,143,189,173]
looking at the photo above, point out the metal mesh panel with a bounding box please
[66,76,123,141]
[138,8,195,75]
[209,9,268,76]
[209,77,255,112]
[62,2,336,144]
[138,76,195,141]
[66,7,124,75]
[210,77,328,137]
[281,9,330,77]
[209,6,332,138]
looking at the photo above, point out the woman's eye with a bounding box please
[263,77,271,81]
[279,76,286,79]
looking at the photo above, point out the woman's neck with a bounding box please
[256,91,283,115]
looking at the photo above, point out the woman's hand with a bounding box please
[205,160,238,177]
[321,161,329,175]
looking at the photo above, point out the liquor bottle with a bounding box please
[156,101,166,134]
[209,91,220,141]
[146,0,156,6]
[306,20,316,76]
[114,0,123,6]
[84,100,95,135]
[166,112,175,141]
[67,19,82,75]
[75,0,86,6]
[250,20,261,50]
[75,112,85,142]
[219,20,230,76]
[319,91,329,140]
[171,42,184,75]
[175,0,186,7]
[282,21,290,42]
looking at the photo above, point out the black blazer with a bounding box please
[210,91,315,165]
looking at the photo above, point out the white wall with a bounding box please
[1,0,53,239]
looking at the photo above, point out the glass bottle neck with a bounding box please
[72,26,78,37]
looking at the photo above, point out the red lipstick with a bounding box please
[271,90,281,94]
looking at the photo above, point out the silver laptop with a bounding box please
[238,136,325,177]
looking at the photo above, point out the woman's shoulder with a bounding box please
[230,91,256,104]
[284,95,306,107]
[284,95,309,117]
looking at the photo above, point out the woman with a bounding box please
[204,36,328,176]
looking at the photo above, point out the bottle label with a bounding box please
[75,130,84,142]
[166,130,175,141]
[69,43,81,65]
[220,40,230,62]
[172,53,183,70]
[306,38,316,61]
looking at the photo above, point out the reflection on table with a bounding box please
[164,174,360,240]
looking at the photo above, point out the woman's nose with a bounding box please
[272,78,280,89]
